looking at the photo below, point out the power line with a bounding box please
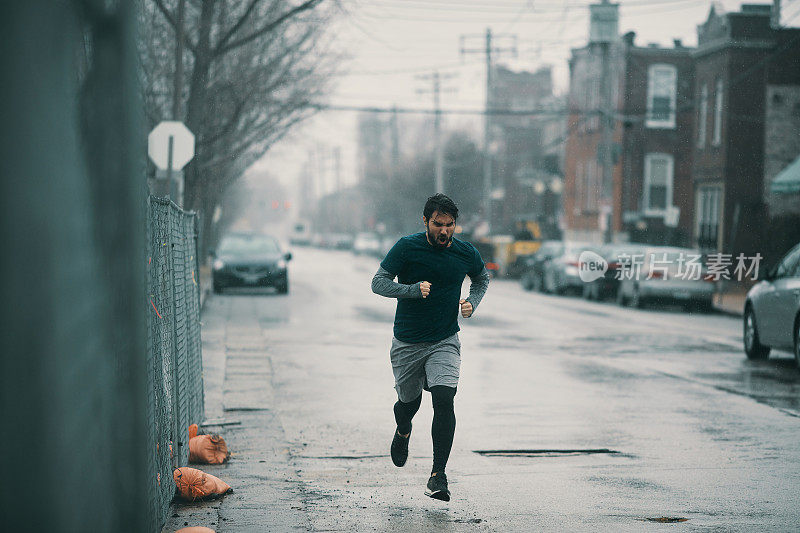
[311,102,573,116]
[342,0,707,14]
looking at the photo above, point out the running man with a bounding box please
[371,193,490,501]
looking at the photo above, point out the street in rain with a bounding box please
[3,1,800,532]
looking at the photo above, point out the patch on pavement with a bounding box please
[353,305,394,323]
[298,454,388,460]
[473,448,620,457]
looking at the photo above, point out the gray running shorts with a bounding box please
[390,333,461,403]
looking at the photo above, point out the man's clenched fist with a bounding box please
[419,281,431,298]
[459,299,473,318]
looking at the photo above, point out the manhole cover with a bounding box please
[473,448,620,457]
[642,517,689,523]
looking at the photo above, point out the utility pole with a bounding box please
[590,0,619,243]
[600,40,613,244]
[172,0,186,119]
[390,105,400,181]
[315,143,327,197]
[461,28,517,234]
[771,0,781,28]
[333,146,341,193]
[159,0,187,205]
[417,71,457,194]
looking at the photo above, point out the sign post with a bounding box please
[148,121,195,206]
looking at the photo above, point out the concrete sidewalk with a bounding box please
[163,296,309,532]
[712,281,752,317]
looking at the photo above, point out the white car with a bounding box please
[616,246,715,311]
[353,232,382,256]
[743,242,800,365]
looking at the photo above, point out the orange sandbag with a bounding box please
[176,528,215,533]
[189,434,230,464]
[173,467,232,501]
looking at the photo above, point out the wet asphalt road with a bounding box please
[173,246,800,532]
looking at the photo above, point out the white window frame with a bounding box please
[694,184,723,251]
[643,153,674,216]
[585,159,598,211]
[574,160,584,215]
[697,84,708,148]
[646,64,677,129]
[712,78,723,146]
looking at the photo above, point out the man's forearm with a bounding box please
[371,267,422,299]
[465,267,490,311]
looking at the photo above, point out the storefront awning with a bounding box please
[770,156,800,195]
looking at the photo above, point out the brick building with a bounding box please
[691,3,800,258]
[564,1,695,246]
[563,1,625,243]
[490,65,563,236]
[620,34,696,246]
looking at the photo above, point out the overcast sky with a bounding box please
[248,0,799,209]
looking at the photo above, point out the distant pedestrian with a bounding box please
[371,193,490,501]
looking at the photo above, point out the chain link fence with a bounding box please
[146,196,205,531]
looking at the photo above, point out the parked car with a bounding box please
[331,233,354,250]
[289,220,312,246]
[520,240,564,291]
[743,242,800,364]
[211,232,291,294]
[542,242,597,295]
[353,232,382,256]
[582,243,648,301]
[506,252,535,279]
[380,234,403,259]
[616,246,714,311]
[316,232,353,250]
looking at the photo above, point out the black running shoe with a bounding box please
[425,473,450,501]
[390,426,411,467]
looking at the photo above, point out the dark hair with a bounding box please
[423,193,459,221]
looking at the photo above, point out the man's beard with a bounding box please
[427,228,452,249]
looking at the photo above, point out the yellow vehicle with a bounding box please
[503,221,543,277]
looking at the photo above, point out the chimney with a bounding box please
[589,1,619,44]
[623,31,636,46]
[772,0,781,28]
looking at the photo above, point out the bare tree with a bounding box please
[140,0,338,249]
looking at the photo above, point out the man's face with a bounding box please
[424,211,455,249]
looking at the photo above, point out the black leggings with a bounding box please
[393,385,457,474]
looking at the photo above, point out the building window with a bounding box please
[574,160,584,215]
[712,78,723,146]
[643,153,673,214]
[646,64,677,128]
[585,159,599,211]
[697,84,708,148]
[696,185,722,251]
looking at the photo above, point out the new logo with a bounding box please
[578,250,608,283]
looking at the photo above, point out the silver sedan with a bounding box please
[744,242,800,365]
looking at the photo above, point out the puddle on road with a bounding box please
[587,476,664,491]
[353,305,394,323]
[562,333,737,357]
[474,448,621,457]
[468,315,514,328]
[659,370,800,415]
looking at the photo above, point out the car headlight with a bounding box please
[213,259,225,270]
[565,266,579,276]
[276,259,287,269]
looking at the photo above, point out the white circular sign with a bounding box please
[148,121,195,171]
